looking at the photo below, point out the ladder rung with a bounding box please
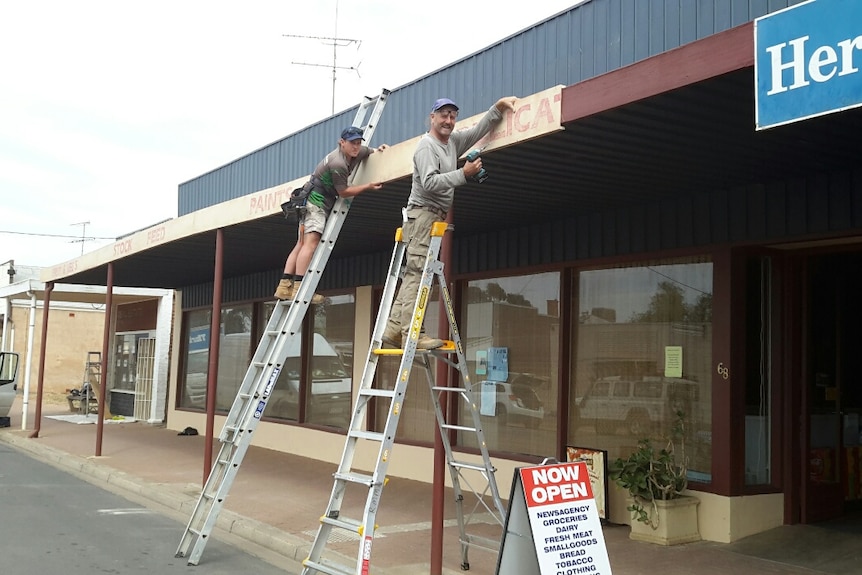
[431,341,456,352]
[451,460,489,472]
[333,471,376,486]
[359,388,396,398]
[321,514,362,532]
[302,559,353,575]
[373,348,404,356]
[431,386,468,393]
[460,534,501,553]
[348,430,385,442]
[440,423,477,433]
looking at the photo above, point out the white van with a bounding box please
[0,351,20,420]
[184,332,351,422]
[578,376,700,435]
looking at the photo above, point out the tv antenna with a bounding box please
[284,0,361,114]
[70,221,95,255]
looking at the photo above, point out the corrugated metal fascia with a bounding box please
[451,167,862,276]
[180,165,862,307]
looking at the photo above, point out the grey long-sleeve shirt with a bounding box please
[407,104,504,214]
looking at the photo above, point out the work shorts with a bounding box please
[301,203,327,235]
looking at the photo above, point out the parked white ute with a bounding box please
[0,352,20,421]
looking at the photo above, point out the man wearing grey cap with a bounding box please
[383,95,517,349]
[275,126,387,302]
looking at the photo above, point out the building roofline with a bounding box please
[561,22,754,123]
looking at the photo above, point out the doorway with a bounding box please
[802,251,862,523]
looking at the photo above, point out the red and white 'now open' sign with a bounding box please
[518,462,612,575]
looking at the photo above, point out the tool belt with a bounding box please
[407,204,447,220]
[281,182,312,223]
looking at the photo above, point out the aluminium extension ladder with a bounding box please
[175,88,390,566]
[301,220,506,575]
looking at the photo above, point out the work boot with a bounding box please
[416,335,444,350]
[382,327,402,348]
[274,279,295,301]
[310,293,325,305]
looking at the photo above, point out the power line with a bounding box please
[0,229,116,240]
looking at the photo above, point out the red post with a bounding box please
[203,229,224,485]
[96,263,114,456]
[28,282,53,439]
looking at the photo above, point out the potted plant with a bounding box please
[609,410,700,545]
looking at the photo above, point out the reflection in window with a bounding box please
[570,258,713,482]
[307,294,355,428]
[259,297,355,428]
[180,309,211,410]
[213,305,254,412]
[462,273,560,456]
[178,305,254,413]
[259,301,299,421]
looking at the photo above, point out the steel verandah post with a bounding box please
[28,281,53,439]
[204,228,224,483]
[96,264,113,455]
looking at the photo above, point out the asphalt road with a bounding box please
[0,443,289,575]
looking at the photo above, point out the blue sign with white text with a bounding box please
[755,0,862,129]
[188,325,209,353]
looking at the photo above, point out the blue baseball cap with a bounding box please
[341,126,365,141]
[431,98,459,113]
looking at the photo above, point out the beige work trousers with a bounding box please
[386,207,441,338]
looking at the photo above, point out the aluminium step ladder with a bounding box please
[67,351,101,414]
[300,220,506,575]
[175,88,390,566]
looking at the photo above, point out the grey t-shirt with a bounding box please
[407,105,503,214]
[308,145,372,212]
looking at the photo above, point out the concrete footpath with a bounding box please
[0,399,852,575]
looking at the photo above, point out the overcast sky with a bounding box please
[0,0,579,269]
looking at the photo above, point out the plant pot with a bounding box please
[628,496,700,546]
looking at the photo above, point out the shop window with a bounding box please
[180,309,211,410]
[461,272,560,456]
[306,294,355,428]
[570,258,713,482]
[261,297,355,428]
[214,305,254,412]
[177,305,253,412]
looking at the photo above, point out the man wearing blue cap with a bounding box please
[275,126,387,302]
[383,95,517,349]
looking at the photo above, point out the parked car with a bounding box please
[578,375,700,435]
[0,351,20,420]
[481,373,545,429]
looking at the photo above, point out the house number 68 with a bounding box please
[716,363,729,379]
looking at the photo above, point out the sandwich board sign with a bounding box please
[496,461,612,575]
[755,0,862,129]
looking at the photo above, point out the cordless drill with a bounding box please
[465,148,489,183]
